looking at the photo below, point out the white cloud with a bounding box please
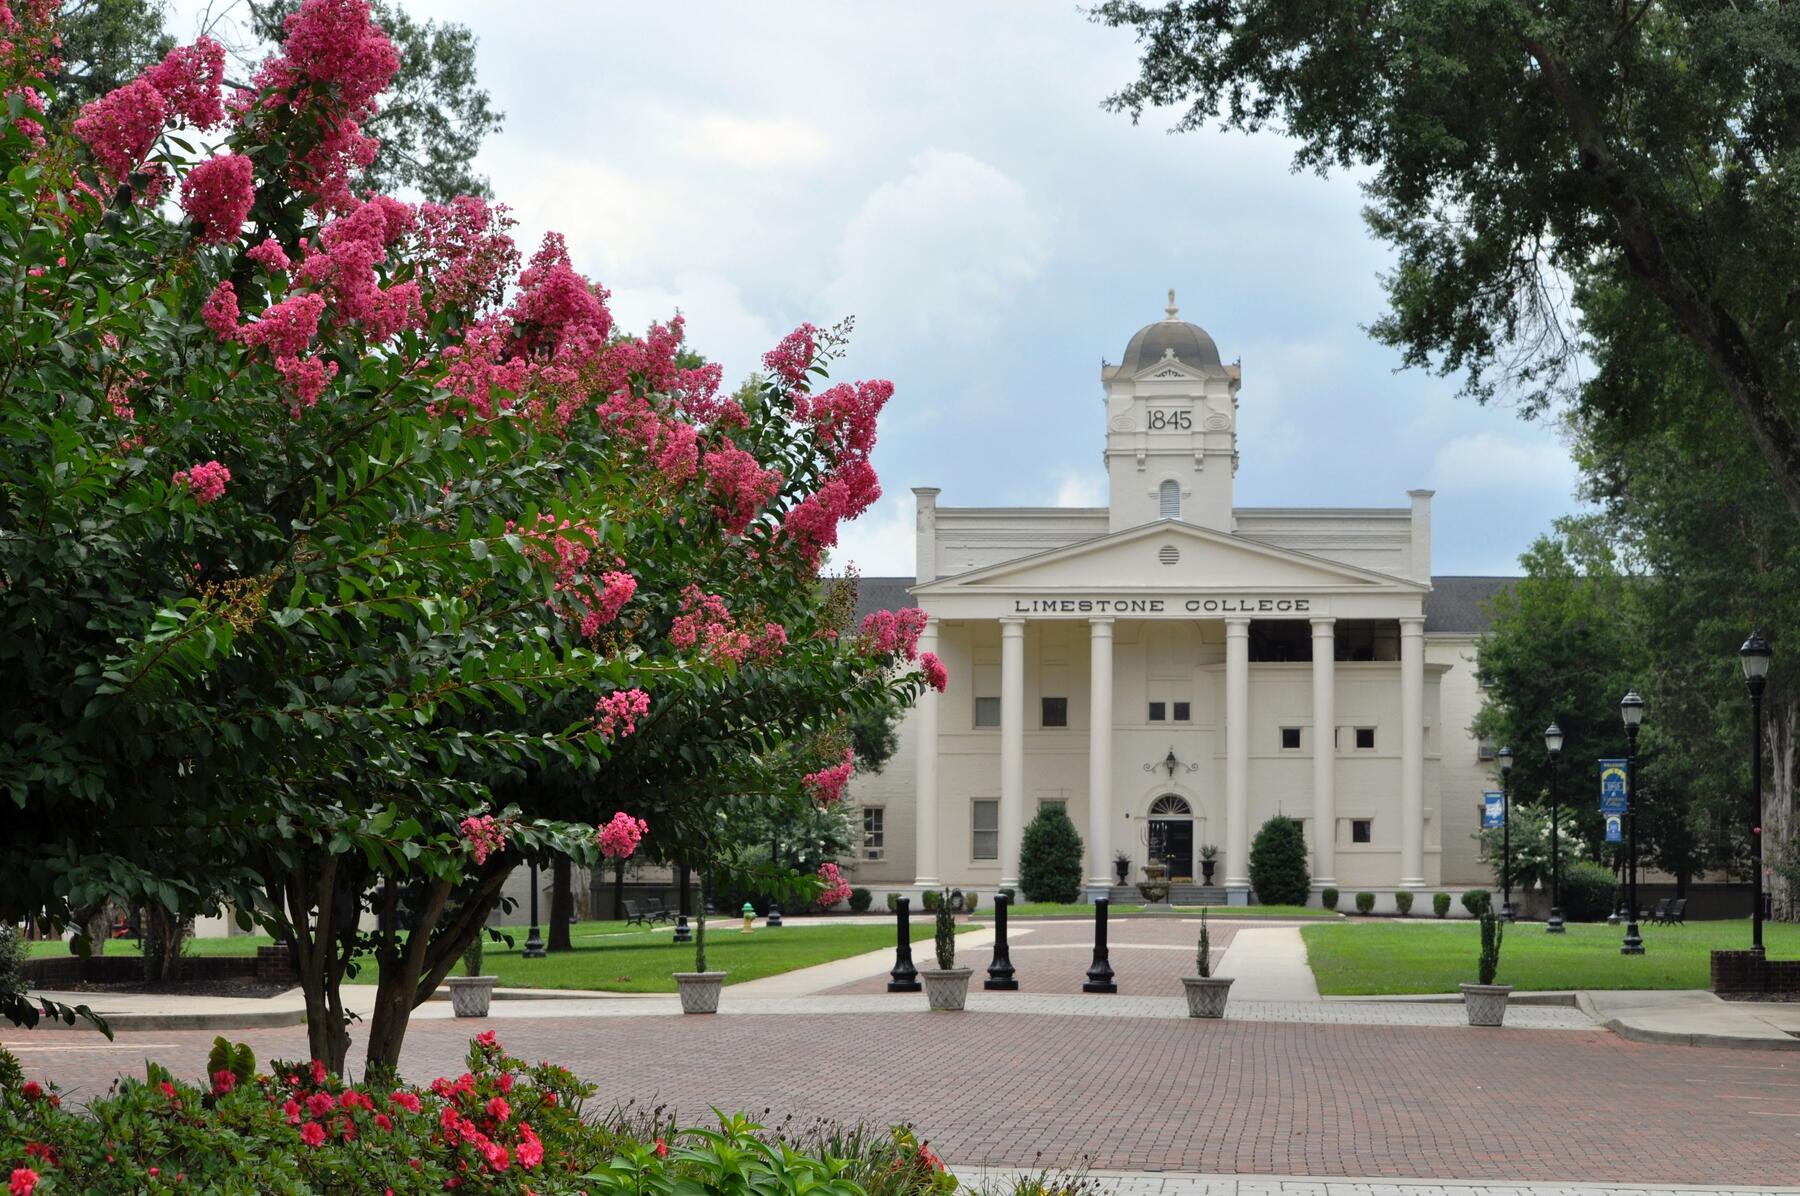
[606,272,780,388]
[821,149,1054,344]
[1051,468,1106,507]
[1429,431,1578,498]
[827,492,917,578]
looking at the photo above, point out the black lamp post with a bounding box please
[1544,722,1565,933]
[523,861,546,959]
[1741,630,1773,952]
[1498,746,1515,922]
[1620,689,1645,956]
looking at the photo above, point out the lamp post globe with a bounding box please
[1741,630,1772,952]
[1497,745,1515,922]
[1544,722,1565,933]
[1619,690,1645,955]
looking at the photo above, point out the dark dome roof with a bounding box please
[1119,291,1222,374]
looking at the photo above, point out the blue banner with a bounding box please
[1482,791,1505,830]
[1599,758,1629,815]
[1604,813,1623,843]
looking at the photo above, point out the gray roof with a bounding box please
[1120,318,1224,374]
[848,574,1517,635]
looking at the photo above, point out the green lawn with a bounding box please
[351,920,968,993]
[1301,918,1798,994]
[977,902,1334,919]
[24,921,643,960]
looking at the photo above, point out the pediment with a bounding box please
[917,520,1426,594]
[1131,352,1208,382]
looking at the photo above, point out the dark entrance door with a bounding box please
[1147,819,1194,882]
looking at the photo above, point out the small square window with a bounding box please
[974,697,1001,728]
[1355,727,1376,750]
[1280,727,1301,750]
[1351,819,1373,844]
[972,800,999,860]
[1172,701,1191,722]
[1041,697,1068,728]
[1148,701,1166,722]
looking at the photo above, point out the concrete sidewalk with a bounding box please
[958,1172,1800,1196]
[1579,988,1800,1050]
[1215,926,1321,1000]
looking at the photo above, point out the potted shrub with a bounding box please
[1199,843,1220,886]
[1461,908,1511,1026]
[1320,886,1339,911]
[1433,892,1452,919]
[1114,850,1132,885]
[1395,891,1414,917]
[673,876,727,1014]
[919,890,972,1010]
[1354,891,1375,915]
[1180,909,1233,1018]
[448,934,496,1019]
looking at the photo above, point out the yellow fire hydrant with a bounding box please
[741,902,755,933]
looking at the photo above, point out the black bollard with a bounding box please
[985,892,1018,990]
[1082,897,1117,993]
[887,897,921,992]
[767,905,783,928]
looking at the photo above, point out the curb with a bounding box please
[28,1008,307,1033]
[1575,991,1800,1052]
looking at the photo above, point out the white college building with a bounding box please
[847,296,1511,907]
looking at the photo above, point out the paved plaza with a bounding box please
[10,916,1800,1189]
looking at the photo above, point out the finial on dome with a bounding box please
[1165,288,1179,320]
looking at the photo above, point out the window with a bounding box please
[974,697,1000,728]
[1172,701,1191,722]
[972,800,999,860]
[1148,701,1166,722]
[1351,819,1373,844]
[1477,738,1497,761]
[1041,697,1068,728]
[1355,727,1376,750]
[1280,726,1302,750]
[862,808,885,860]
[1158,479,1180,519]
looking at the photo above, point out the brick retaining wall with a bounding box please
[1711,948,1800,994]
[21,943,295,987]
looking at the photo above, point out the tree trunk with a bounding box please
[1767,692,1799,921]
[548,855,573,952]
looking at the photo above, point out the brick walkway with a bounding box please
[9,1011,1800,1184]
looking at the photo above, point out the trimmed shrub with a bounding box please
[1019,805,1085,903]
[885,892,900,913]
[1354,891,1376,914]
[1248,815,1310,906]
[1432,892,1452,919]
[460,934,483,977]
[934,891,957,968]
[1461,889,1492,917]
[849,887,873,913]
[1478,908,1505,985]
[963,892,979,914]
[1559,859,1618,922]
[921,890,940,912]
[1394,891,1414,917]
[1320,886,1339,911]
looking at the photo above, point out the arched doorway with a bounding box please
[1146,794,1195,883]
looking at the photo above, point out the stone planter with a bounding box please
[1460,982,1512,1027]
[673,971,727,1014]
[920,967,973,1011]
[1181,975,1233,1019]
[1200,860,1217,886]
[447,975,496,1018]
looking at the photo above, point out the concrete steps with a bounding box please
[1107,884,1230,905]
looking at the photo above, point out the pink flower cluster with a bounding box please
[458,814,507,866]
[704,438,783,534]
[596,812,648,859]
[781,458,880,565]
[73,37,226,185]
[859,607,930,661]
[803,748,855,806]
[413,196,519,313]
[669,586,786,665]
[815,862,852,909]
[201,281,240,339]
[762,323,817,387]
[919,651,949,693]
[795,379,891,467]
[171,459,231,505]
[179,152,255,244]
[510,514,637,638]
[9,1167,37,1196]
[594,688,651,741]
[0,1,59,145]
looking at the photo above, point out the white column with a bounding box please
[1086,618,1115,899]
[999,617,1026,891]
[1311,617,1337,888]
[1224,617,1251,900]
[1400,615,1426,888]
[913,617,940,890]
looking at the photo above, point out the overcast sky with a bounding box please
[183,1,1582,578]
